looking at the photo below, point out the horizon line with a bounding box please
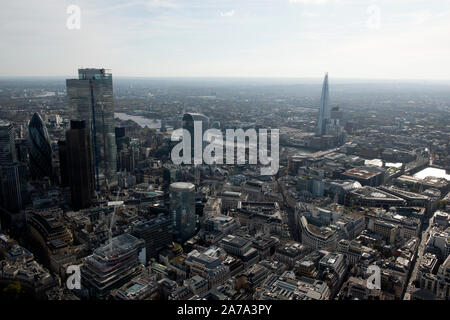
[1,75,450,83]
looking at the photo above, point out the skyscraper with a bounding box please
[66,68,117,188]
[65,120,95,210]
[316,73,330,137]
[28,112,52,179]
[57,140,69,187]
[0,120,17,166]
[170,182,196,243]
[182,113,209,164]
[0,163,29,213]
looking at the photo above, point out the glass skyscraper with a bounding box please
[28,112,52,179]
[170,182,196,243]
[316,73,330,137]
[182,113,210,164]
[0,163,29,213]
[65,120,95,211]
[66,68,117,188]
[0,120,17,166]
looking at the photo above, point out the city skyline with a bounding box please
[0,0,449,306]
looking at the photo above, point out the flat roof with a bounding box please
[343,167,381,179]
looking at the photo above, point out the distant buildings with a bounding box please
[182,112,209,163]
[66,68,118,188]
[28,112,52,179]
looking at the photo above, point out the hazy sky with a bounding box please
[1,0,450,79]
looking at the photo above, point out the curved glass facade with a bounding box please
[28,112,52,179]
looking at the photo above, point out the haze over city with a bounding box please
[2,0,450,79]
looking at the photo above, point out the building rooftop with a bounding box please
[343,167,381,180]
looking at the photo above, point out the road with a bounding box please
[403,213,434,300]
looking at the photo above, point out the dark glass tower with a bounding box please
[66,68,117,188]
[0,163,29,213]
[182,113,209,164]
[28,113,52,179]
[57,140,69,187]
[0,120,17,166]
[66,120,95,210]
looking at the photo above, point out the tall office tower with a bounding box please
[16,139,29,163]
[0,121,17,166]
[65,120,95,211]
[316,73,330,137]
[182,113,209,164]
[170,182,196,243]
[28,113,52,179]
[132,214,173,262]
[81,233,145,298]
[330,106,344,126]
[57,140,69,187]
[0,163,29,213]
[66,68,117,188]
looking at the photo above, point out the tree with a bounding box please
[2,282,25,299]
[141,127,157,137]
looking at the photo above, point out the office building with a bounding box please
[0,162,29,213]
[66,68,117,188]
[170,182,196,242]
[341,167,384,187]
[65,120,95,210]
[182,113,209,163]
[28,113,52,179]
[81,233,145,298]
[57,140,69,187]
[132,214,173,262]
[0,120,17,166]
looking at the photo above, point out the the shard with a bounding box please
[316,73,330,136]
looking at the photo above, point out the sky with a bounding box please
[1,0,450,79]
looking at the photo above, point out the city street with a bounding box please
[404,213,435,300]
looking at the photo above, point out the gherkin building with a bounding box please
[28,112,52,179]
